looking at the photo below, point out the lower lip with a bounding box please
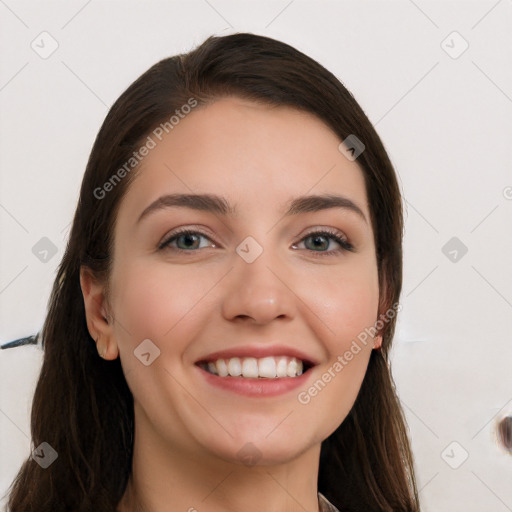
[195,364,314,397]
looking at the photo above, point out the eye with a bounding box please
[159,228,215,252]
[292,229,354,256]
[158,227,354,256]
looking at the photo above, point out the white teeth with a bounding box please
[216,359,228,377]
[287,358,298,377]
[276,357,288,377]
[227,357,242,376]
[202,356,307,378]
[242,357,259,378]
[258,357,276,378]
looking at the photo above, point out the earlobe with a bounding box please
[80,267,119,360]
[373,334,382,350]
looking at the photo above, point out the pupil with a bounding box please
[180,234,198,249]
[310,235,327,251]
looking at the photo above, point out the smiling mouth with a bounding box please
[196,355,314,379]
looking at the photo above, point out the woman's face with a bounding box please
[105,97,380,465]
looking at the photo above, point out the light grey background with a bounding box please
[1,1,511,510]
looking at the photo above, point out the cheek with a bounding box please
[292,257,379,426]
[108,259,218,421]
[298,257,380,347]
[109,259,216,352]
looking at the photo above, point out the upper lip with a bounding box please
[195,345,320,367]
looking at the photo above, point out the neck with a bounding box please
[117,406,322,512]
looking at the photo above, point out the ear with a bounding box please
[80,267,119,360]
[374,267,388,351]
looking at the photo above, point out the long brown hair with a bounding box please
[5,32,419,512]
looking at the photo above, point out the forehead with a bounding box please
[119,96,369,221]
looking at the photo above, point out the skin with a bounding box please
[81,97,382,512]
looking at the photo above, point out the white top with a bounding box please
[318,492,340,512]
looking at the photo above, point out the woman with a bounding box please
[5,33,420,511]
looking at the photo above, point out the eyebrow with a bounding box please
[137,193,368,224]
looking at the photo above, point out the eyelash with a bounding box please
[158,227,354,257]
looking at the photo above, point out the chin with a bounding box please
[207,434,314,467]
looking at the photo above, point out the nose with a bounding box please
[221,248,295,326]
